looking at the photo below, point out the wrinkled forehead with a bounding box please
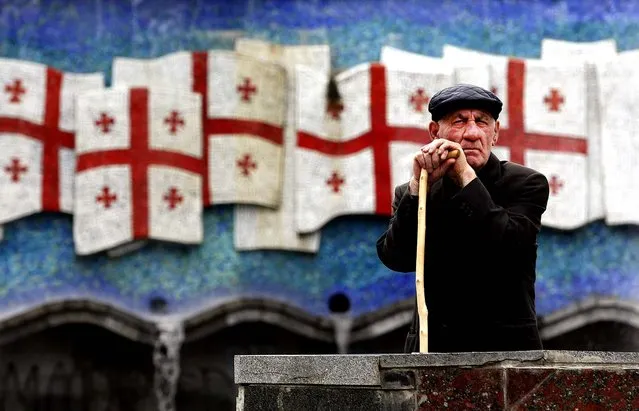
[442,108,494,121]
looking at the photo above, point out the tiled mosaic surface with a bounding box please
[1,0,639,319]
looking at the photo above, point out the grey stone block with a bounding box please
[235,354,380,386]
[239,386,414,411]
[380,350,545,368]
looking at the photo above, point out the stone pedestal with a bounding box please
[235,350,639,410]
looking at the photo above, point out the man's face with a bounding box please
[429,108,500,170]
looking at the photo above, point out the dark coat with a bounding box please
[377,153,550,353]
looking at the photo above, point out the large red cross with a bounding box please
[5,79,26,103]
[497,59,587,166]
[297,64,429,215]
[76,89,204,239]
[192,52,283,206]
[0,68,72,212]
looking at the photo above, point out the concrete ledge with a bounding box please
[236,351,639,386]
[382,350,639,368]
[380,351,545,368]
[235,350,639,410]
[543,350,639,364]
[234,354,381,386]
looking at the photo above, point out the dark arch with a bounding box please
[0,296,637,348]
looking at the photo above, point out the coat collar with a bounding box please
[476,152,501,183]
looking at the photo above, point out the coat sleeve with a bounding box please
[376,184,419,272]
[448,170,549,247]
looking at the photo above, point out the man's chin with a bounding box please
[464,149,479,159]
[464,152,485,169]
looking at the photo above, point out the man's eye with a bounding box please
[453,120,464,124]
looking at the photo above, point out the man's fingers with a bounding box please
[414,151,428,175]
[433,149,443,169]
[421,146,434,156]
[442,158,456,170]
[422,139,445,155]
[414,140,458,179]
[425,152,436,173]
[440,141,462,154]
[418,152,427,168]
[424,156,433,173]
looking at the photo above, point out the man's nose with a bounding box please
[462,121,482,139]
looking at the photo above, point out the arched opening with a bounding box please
[0,323,155,410]
[542,321,639,352]
[176,321,334,411]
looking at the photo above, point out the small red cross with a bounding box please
[163,186,183,210]
[4,158,28,182]
[544,88,565,112]
[95,112,115,133]
[96,186,117,208]
[4,79,26,103]
[237,154,257,176]
[409,88,430,112]
[326,171,345,193]
[237,77,258,102]
[326,101,344,120]
[164,110,185,135]
[549,175,564,195]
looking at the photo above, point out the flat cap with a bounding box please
[428,83,503,122]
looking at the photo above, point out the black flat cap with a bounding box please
[428,83,503,122]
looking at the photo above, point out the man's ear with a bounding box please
[492,120,500,145]
[428,121,439,142]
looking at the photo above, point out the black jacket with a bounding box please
[377,153,549,353]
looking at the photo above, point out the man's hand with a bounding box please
[409,139,477,195]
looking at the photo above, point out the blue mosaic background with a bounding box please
[1,0,639,320]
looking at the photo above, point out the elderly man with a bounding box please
[377,84,550,353]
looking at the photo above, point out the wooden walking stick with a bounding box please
[415,149,459,353]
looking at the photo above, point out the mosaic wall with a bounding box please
[1,0,638,320]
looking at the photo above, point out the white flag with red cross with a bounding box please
[0,57,104,226]
[442,46,598,230]
[380,45,491,87]
[73,87,203,255]
[233,38,330,253]
[540,39,616,222]
[597,54,639,225]
[295,63,454,233]
[112,50,287,208]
